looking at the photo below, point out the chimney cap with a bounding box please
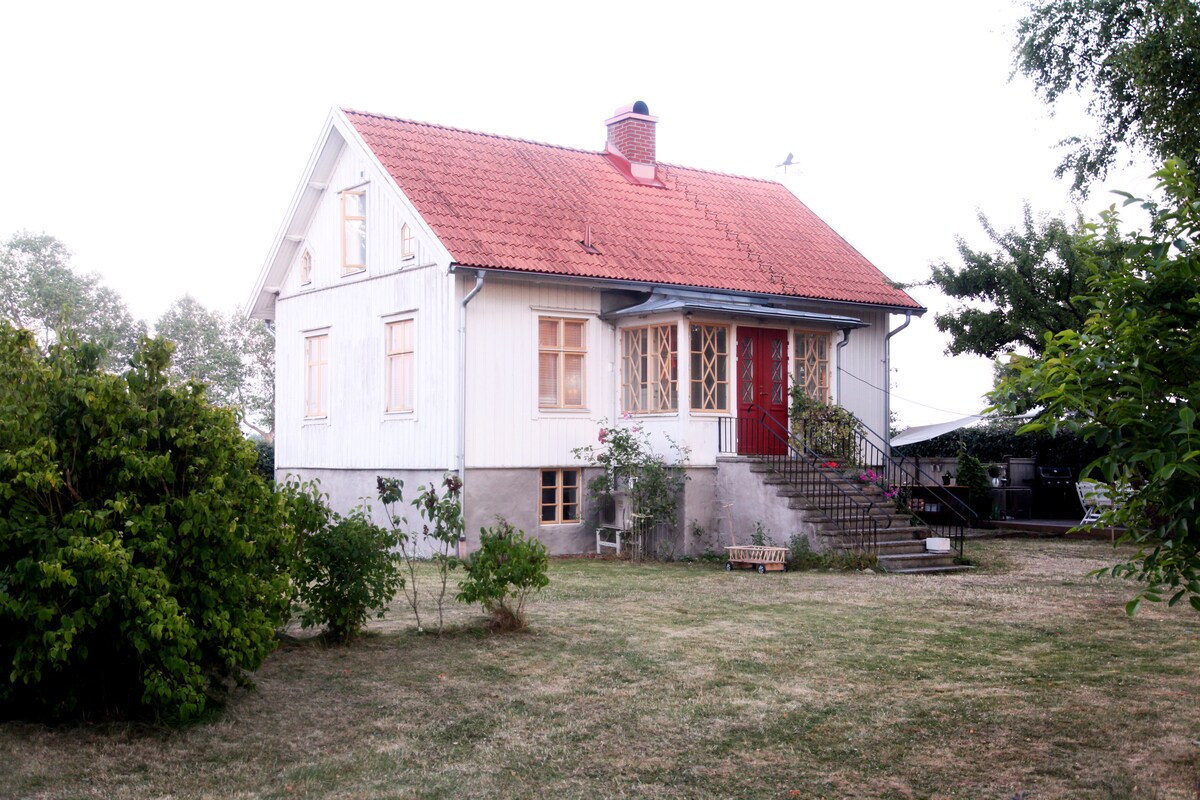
[611,100,651,117]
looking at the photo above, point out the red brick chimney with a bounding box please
[605,100,658,181]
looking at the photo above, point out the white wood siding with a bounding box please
[462,277,610,468]
[274,144,455,472]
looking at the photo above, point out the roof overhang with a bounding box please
[449,264,926,317]
[600,289,869,328]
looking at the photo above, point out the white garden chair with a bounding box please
[1076,480,1123,525]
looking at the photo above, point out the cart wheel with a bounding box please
[756,564,767,575]
[724,561,733,572]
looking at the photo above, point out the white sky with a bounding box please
[0,0,1157,427]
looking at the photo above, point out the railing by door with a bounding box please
[791,413,979,559]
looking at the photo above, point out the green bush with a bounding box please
[790,387,864,464]
[292,486,403,644]
[252,438,274,483]
[0,326,294,722]
[456,519,549,631]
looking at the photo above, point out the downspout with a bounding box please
[835,328,853,403]
[883,311,913,455]
[457,270,485,480]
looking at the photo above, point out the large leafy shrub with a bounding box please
[457,519,549,631]
[790,387,864,464]
[0,326,294,722]
[291,483,403,644]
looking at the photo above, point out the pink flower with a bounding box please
[633,425,642,433]
[598,428,607,444]
[622,411,633,420]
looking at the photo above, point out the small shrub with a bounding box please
[750,521,774,546]
[292,487,403,644]
[457,519,549,631]
[377,474,464,634]
[788,534,828,569]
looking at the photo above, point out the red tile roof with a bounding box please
[344,109,922,310]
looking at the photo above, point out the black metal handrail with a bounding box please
[717,410,878,556]
[791,414,979,559]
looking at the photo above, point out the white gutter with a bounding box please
[457,270,485,479]
[835,328,853,402]
[882,311,913,454]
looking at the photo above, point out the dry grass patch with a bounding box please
[2,538,1199,799]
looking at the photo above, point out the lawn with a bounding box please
[2,538,1198,799]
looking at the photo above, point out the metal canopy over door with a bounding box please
[736,326,789,455]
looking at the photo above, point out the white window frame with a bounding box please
[384,317,415,414]
[304,331,330,420]
[341,189,367,274]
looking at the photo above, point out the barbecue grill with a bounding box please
[1034,466,1078,519]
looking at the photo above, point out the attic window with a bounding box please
[300,250,313,285]
[342,190,367,273]
[401,224,414,259]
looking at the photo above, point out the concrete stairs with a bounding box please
[745,459,970,575]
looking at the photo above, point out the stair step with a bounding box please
[878,552,960,570]
[883,564,976,575]
[875,541,929,555]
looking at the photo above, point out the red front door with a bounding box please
[736,327,789,455]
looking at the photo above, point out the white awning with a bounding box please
[891,416,984,447]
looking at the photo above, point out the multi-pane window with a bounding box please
[540,469,580,524]
[304,333,329,418]
[401,223,414,258]
[690,323,729,412]
[300,250,312,285]
[342,190,366,272]
[538,317,586,408]
[794,331,831,402]
[622,324,678,413]
[385,319,414,413]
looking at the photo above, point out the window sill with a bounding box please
[303,417,330,426]
[382,411,416,421]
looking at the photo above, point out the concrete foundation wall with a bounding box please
[714,458,821,551]
[276,466,454,557]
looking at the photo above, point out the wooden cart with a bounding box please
[725,545,788,574]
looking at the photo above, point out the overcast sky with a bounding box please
[0,0,1157,427]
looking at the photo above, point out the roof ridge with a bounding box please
[340,107,602,157]
[341,107,785,187]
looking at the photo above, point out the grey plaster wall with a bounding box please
[276,467,454,556]
[465,468,593,554]
[713,457,820,551]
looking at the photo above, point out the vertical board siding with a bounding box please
[274,145,454,471]
[463,278,609,468]
[835,309,888,436]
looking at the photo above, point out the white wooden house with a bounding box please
[247,102,924,554]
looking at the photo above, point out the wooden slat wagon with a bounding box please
[725,544,789,574]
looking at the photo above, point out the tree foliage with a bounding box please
[155,297,276,439]
[1015,0,1200,193]
[994,160,1200,613]
[928,206,1124,358]
[0,232,145,369]
[0,325,295,721]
